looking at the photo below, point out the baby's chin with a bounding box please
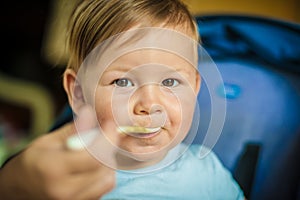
[115,145,171,169]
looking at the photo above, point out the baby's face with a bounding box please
[94,49,200,161]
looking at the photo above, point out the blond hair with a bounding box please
[67,0,197,71]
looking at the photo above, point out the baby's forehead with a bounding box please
[106,49,195,70]
[94,27,198,64]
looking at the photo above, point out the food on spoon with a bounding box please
[117,126,161,134]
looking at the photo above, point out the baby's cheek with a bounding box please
[166,104,182,131]
[170,100,194,138]
[167,100,182,120]
[96,110,112,126]
[94,100,113,123]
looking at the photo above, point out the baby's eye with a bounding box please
[161,78,179,87]
[112,78,134,87]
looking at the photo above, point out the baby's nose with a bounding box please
[132,84,163,115]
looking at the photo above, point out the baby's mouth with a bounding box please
[117,126,161,138]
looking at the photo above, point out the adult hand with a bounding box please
[0,106,116,199]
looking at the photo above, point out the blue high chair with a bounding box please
[194,15,300,200]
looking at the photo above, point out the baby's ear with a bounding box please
[63,69,85,115]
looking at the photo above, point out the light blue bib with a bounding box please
[102,144,244,200]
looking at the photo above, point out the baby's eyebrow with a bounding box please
[103,65,132,73]
[102,62,197,75]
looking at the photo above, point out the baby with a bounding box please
[63,0,244,199]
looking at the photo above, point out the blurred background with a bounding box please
[0,0,299,169]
